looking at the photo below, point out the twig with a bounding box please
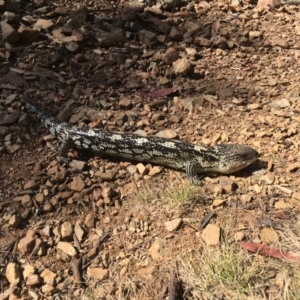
[168,276,183,300]
[70,257,83,283]
[128,233,160,251]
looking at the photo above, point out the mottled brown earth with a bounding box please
[1,0,300,299]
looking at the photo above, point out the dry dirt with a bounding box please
[1,0,300,299]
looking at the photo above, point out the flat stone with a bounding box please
[149,238,166,260]
[169,26,182,41]
[240,194,253,204]
[165,218,182,232]
[136,163,147,175]
[18,230,36,254]
[119,97,132,109]
[34,19,54,30]
[117,181,137,197]
[57,242,77,257]
[23,180,38,190]
[202,224,220,246]
[41,284,58,295]
[274,200,291,209]
[40,269,56,285]
[42,225,52,236]
[248,103,262,110]
[0,114,18,125]
[138,29,157,47]
[87,267,109,281]
[28,290,39,300]
[94,170,115,181]
[115,112,127,126]
[6,262,21,286]
[3,11,19,23]
[92,189,102,201]
[68,175,85,192]
[182,21,200,35]
[150,99,170,108]
[156,129,177,139]
[65,41,79,52]
[230,0,240,7]
[58,190,73,199]
[148,166,162,177]
[234,232,245,241]
[0,71,27,88]
[61,221,73,240]
[85,213,95,228]
[144,5,163,15]
[6,144,21,154]
[102,187,114,199]
[162,47,180,65]
[172,57,193,75]
[23,264,35,280]
[35,193,44,203]
[212,199,227,207]
[219,87,234,100]
[74,223,85,242]
[53,167,68,183]
[292,192,300,201]
[128,221,136,232]
[74,53,87,62]
[185,47,197,58]
[169,115,181,123]
[127,165,137,174]
[55,99,77,122]
[125,80,140,90]
[260,227,278,244]
[249,31,261,38]
[260,172,275,185]
[26,273,41,287]
[9,214,21,228]
[1,21,19,43]
[194,36,211,47]
[272,98,290,108]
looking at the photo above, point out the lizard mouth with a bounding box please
[225,156,259,174]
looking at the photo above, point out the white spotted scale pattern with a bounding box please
[20,98,260,184]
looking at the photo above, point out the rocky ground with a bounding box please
[1,0,300,299]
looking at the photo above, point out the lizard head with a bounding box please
[212,144,260,174]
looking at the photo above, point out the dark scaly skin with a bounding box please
[20,98,259,184]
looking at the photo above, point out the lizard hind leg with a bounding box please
[59,139,74,164]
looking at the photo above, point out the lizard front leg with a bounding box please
[186,160,204,185]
